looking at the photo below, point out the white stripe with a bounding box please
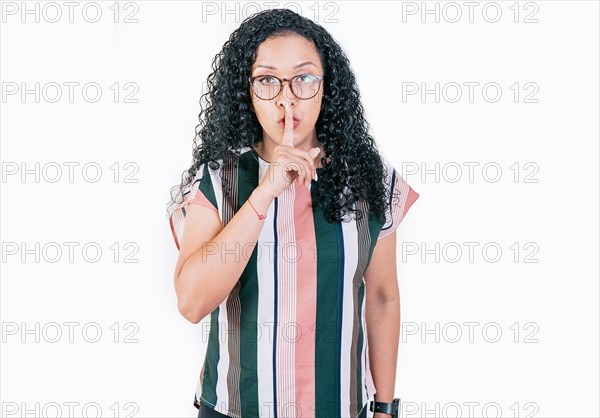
[395,173,410,223]
[214,299,231,413]
[195,372,203,407]
[166,164,206,249]
[341,215,359,416]
[361,292,377,401]
[208,161,224,223]
[379,159,411,240]
[364,320,377,400]
[360,297,368,404]
[199,160,231,414]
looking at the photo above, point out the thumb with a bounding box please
[310,147,320,159]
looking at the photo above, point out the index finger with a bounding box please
[282,102,294,148]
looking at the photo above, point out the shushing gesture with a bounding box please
[258,103,321,199]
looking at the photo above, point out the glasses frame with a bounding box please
[248,74,325,101]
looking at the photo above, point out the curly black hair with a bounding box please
[167,8,390,224]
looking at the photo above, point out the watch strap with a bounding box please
[369,398,400,417]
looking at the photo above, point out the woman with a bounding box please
[166,8,419,418]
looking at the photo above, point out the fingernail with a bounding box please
[315,172,318,181]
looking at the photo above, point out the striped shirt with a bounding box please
[167,146,419,418]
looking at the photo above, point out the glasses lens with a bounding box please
[292,75,321,99]
[252,76,280,100]
[252,75,321,100]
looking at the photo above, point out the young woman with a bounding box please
[166,9,419,418]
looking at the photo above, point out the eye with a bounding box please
[257,75,278,85]
[295,74,315,83]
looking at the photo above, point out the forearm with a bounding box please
[177,186,273,322]
[365,296,400,407]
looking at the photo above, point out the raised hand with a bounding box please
[257,103,321,199]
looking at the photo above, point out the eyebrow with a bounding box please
[253,61,317,71]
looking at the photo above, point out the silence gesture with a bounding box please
[257,103,321,199]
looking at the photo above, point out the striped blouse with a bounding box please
[167,146,419,418]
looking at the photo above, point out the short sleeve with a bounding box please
[377,159,420,241]
[166,163,219,251]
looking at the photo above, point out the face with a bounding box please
[250,34,324,149]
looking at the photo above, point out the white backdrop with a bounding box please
[1,1,598,417]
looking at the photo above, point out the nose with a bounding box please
[275,80,297,108]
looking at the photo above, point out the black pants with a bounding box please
[197,400,369,417]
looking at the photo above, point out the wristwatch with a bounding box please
[369,397,400,417]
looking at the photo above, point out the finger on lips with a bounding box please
[282,103,318,188]
[283,103,294,147]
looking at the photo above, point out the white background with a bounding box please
[1,1,598,417]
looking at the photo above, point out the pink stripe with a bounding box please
[189,189,218,211]
[276,186,297,416]
[402,186,420,220]
[293,182,317,417]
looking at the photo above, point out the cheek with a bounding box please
[252,102,269,122]
[253,102,279,132]
[307,97,323,121]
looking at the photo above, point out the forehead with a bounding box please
[252,35,322,72]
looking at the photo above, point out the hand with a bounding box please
[257,102,320,199]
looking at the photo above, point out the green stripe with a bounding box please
[367,205,386,264]
[237,151,261,416]
[312,180,343,417]
[202,308,220,406]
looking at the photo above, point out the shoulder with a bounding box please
[377,155,420,240]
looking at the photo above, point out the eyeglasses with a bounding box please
[249,74,324,101]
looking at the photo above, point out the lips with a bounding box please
[278,118,300,129]
[278,117,300,123]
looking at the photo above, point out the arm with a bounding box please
[364,230,400,418]
[174,186,274,324]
